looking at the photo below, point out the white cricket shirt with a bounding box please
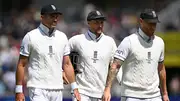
[69,30,117,98]
[115,28,164,98]
[20,23,70,89]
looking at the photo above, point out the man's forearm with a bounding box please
[159,64,168,95]
[15,63,26,93]
[105,58,122,88]
[64,63,78,91]
[105,64,118,88]
[16,65,25,85]
[16,55,28,85]
[64,64,76,83]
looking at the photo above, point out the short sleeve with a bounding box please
[20,33,31,57]
[159,40,165,63]
[63,36,70,56]
[68,36,77,52]
[110,39,117,63]
[114,37,130,61]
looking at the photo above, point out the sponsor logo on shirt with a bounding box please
[116,50,124,55]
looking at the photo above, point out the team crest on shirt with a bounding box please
[146,51,152,63]
[91,51,99,63]
[20,46,24,52]
[48,45,55,57]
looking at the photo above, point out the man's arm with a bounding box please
[105,58,123,89]
[63,71,70,84]
[15,55,29,101]
[102,58,123,101]
[158,63,169,98]
[16,55,28,86]
[63,55,76,83]
[63,55,81,101]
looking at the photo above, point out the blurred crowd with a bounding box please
[0,0,180,98]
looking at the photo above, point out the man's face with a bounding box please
[41,13,61,28]
[88,19,104,34]
[140,18,157,35]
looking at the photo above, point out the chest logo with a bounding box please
[48,45,55,57]
[91,51,99,63]
[146,51,152,63]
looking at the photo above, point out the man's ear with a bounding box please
[41,15,44,19]
[87,21,90,24]
[40,15,44,21]
[139,18,143,23]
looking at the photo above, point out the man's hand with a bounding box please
[162,94,169,101]
[63,71,70,84]
[73,89,81,101]
[15,93,25,101]
[102,88,111,101]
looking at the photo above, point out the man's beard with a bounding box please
[96,29,102,34]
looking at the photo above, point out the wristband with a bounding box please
[15,85,23,93]
[71,82,78,90]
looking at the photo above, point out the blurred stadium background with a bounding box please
[0,0,180,101]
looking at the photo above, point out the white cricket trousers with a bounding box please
[28,87,63,101]
[121,96,162,101]
[72,93,102,101]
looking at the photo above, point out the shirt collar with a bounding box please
[138,28,154,42]
[39,23,56,36]
[87,30,103,42]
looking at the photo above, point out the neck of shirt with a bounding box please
[138,28,154,42]
[39,23,55,36]
[87,30,103,42]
